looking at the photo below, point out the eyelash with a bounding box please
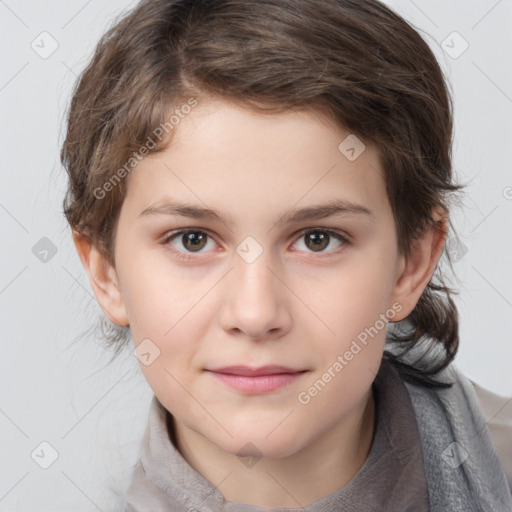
[162,228,351,261]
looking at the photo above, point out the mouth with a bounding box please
[205,365,308,394]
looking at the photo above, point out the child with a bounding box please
[61,0,512,510]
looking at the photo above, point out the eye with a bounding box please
[162,228,350,260]
[163,229,216,259]
[291,228,349,256]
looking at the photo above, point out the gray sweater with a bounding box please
[123,358,512,511]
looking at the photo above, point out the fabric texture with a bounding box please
[123,357,512,511]
[470,379,512,492]
[403,364,512,511]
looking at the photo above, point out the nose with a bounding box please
[218,248,292,341]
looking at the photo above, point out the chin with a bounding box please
[214,427,308,461]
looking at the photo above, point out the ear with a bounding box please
[390,208,448,322]
[72,230,129,327]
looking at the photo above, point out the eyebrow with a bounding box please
[138,198,374,227]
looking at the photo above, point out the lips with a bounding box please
[205,365,307,394]
[207,365,304,376]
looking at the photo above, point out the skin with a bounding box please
[73,98,447,508]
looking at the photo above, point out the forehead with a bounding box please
[122,99,389,222]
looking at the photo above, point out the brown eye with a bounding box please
[293,229,349,255]
[164,229,214,257]
[181,231,208,252]
[163,227,350,261]
[304,231,330,252]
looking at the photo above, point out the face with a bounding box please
[110,98,407,459]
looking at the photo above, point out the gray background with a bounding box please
[1,0,511,510]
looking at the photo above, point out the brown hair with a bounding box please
[61,0,465,386]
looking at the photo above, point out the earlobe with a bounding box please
[390,210,448,322]
[72,230,129,327]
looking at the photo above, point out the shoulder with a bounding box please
[397,360,512,503]
[469,378,512,492]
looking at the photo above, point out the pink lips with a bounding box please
[206,365,307,394]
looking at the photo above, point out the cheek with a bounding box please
[296,262,393,420]
[306,252,397,348]
[294,250,395,411]
[122,266,210,394]
[118,250,197,337]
